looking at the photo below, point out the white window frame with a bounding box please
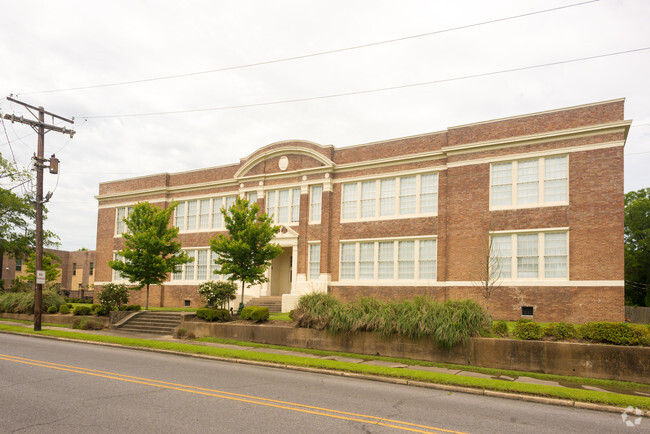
[308,242,321,280]
[172,248,229,282]
[339,237,437,282]
[489,229,569,281]
[490,155,568,210]
[266,188,301,225]
[340,173,438,222]
[114,206,134,236]
[309,185,322,223]
[175,195,238,233]
[112,252,127,282]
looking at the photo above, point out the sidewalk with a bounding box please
[3,320,649,399]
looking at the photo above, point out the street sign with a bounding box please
[36,270,46,285]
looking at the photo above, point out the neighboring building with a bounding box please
[95,99,628,322]
[1,249,96,298]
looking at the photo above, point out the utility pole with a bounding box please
[2,96,75,331]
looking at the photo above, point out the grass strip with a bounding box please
[1,323,649,410]
[0,318,70,328]
[196,336,650,393]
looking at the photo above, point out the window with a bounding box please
[115,206,134,235]
[89,262,94,276]
[490,156,567,209]
[15,259,22,272]
[176,195,237,232]
[172,248,228,281]
[310,185,322,223]
[72,263,77,276]
[341,173,438,221]
[266,188,300,224]
[309,244,320,280]
[247,191,258,203]
[490,231,568,280]
[339,238,436,281]
[112,253,126,281]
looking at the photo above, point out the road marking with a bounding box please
[0,353,468,434]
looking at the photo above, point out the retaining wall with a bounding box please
[182,320,650,384]
[626,306,650,324]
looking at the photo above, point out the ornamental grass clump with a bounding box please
[294,294,491,348]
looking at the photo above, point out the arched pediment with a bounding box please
[234,141,334,179]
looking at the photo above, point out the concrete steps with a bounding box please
[246,296,282,313]
[116,311,182,335]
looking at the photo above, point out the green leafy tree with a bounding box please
[22,252,61,284]
[210,197,282,310]
[198,280,237,308]
[625,188,650,306]
[109,202,192,310]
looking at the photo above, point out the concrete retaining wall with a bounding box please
[182,321,650,384]
[1,313,109,327]
[626,306,650,324]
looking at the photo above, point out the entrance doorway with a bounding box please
[270,247,292,296]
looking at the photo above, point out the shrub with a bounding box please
[93,305,109,316]
[198,281,237,308]
[59,305,70,314]
[292,293,342,329]
[173,327,196,339]
[9,278,32,292]
[98,283,130,310]
[118,305,128,311]
[514,319,544,340]
[47,306,58,314]
[196,308,230,322]
[579,322,650,346]
[67,303,73,309]
[73,305,92,316]
[288,309,295,320]
[249,307,269,322]
[0,289,64,314]
[91,304,101,311]
[492,320,509,337]
[72,318,104,330]
[127,304,141,311]
[240,306,255,320]
[544,322,577,340]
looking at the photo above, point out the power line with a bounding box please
[17,0,600,96]
[82,46,650,119]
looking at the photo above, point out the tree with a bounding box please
[473,238,502,316]
[109,202,192,310]
[97,283,129,310]
[625,188,650,306]
[197,280,237,308]
[210,197,282,311]
[22,251,61,284]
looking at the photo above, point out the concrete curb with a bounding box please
[2,329,649,418]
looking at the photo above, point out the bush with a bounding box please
[198,281,237,308]
[240,306,255,320]
[98,283,130,310]
[0,289,65,314]
[72,318,104,330]
[514,319,544,340]
[93,305,109,316]
[47,306,58,314]
[9,278,32,292]
[196,308,230,322]
[67,303,73,309]
[91,304,101,311]
[491,320,509,337]
[173,327,196,339]
[288,309,295,320]
[292,293,343,329]
[59,305,70,314]
[73,305,92,316]
[127,304,141,311]
[250,307,269,322]
[579,322,650,346]
[544,322,577,340]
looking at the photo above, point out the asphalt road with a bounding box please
[0,333,639,433]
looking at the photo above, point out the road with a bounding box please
[0,333,637,433]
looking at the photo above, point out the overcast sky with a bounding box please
[1,0,649,251]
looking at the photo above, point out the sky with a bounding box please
[1,0,649,251]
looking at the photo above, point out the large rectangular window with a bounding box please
[341,173,438,221]
[490,156,568,209]
[310,185,322,223]
[339,238,436,281]
[112,253,126,281]
[175,195,237,232]
[172,248,229,281]
[309,244,320,280]
[266,188,300,224]
[490,231,568,280]
[115,206,134,235]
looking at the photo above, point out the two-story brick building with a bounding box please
[95,99,628,322]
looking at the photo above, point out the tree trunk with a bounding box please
[146,283,150,310]
[240,281,245,305]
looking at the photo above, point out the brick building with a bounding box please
[95,99,628,322]
[1,249,96,298]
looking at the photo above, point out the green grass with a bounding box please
[269,312,292,321]
[0,318,69,328]
[1,322,649,410]
[148,307,197,312]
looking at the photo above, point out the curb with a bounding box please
[2,329,649,418]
